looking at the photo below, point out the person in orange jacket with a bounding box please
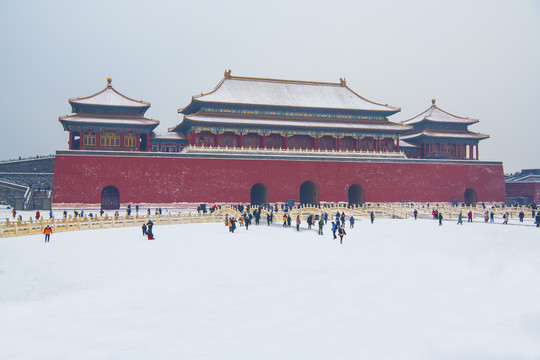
[43,225,52,243]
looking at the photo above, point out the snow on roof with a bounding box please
[505,174,540,183]
[401,129,489,140]
[151,131,187,140]
[402,100,478,125]
[182,73,400,113]
[182,114,410,132]
[394,139,419,148]
[59,114,159,126]
[69,78,151,108]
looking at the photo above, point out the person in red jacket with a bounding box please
[468,211,473,223]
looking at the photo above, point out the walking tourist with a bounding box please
[338,225,346,244]
[43,225,52,243]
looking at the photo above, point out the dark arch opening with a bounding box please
[101,186,120,210]
[300,181,319,205]
[251,183,268,205]
[464,188,477,206]
[348,184,365,205]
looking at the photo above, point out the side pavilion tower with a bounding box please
[59,78,159,152]
[171,71,411,152]
[400,99,489,160]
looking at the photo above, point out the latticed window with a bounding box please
[340,138,355,150]
[360,138,375,150]
[265,136,282,148]
[288,136,311,149]
[196,133,215,146]
[243,135,260,147]
[218,134,237,146]
[319,137,334,150]
[124,133,136,148]
[101,132,120,147]
[82,131,96,146]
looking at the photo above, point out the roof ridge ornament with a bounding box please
[224,69,232,79]
[107,77,112,87]
[340,78,346,86]
[432,98,436,105]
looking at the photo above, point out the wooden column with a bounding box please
[356,136,361,152]
[215,132,220,147]
[137,132,140,151]
[476,144,479,160]
[80,131,84,150]
[146,133,151,151]
[396,137,400,152]
[96,130,100,150]
[120,131,124,151]
[262,134,266,148]
[336,136,340,150]
[423,143,427,158]
[68,130,73,150]
[239,132,243,148]
[285,134,288,149]
[315,135,319,150]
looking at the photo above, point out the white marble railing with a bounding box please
[182,145,406,158]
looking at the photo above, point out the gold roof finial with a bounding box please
[107,77,112,87]
[340,78,347,86]
[224,69,231,79]
[432,98,436,105]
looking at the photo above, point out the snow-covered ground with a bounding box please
[1,218,539,359]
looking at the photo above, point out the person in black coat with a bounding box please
[413,209,418,220]
[146,220,154,239]
[438,212,443,226]
[338,225,346,244]
[142,223,147,236]
[370,211,375,224]
[535,213,540,227]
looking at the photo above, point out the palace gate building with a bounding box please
[52,72,506,208]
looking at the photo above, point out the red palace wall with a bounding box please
[505,182,540,204]
[52,152,507,205]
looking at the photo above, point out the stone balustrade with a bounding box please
[1,203,536,238]
[183,144,407,158]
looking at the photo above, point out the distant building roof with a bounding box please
[401,129,489,140]
[180,71,401,114]
[69,78,151,111]
[151,131,187,140]
[394,139,419,148]
[402,99,478,125]
[505,174,540,183]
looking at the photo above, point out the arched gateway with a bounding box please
[464,188,477,206]
[300,181,319,205]
[250,183,268,205]
[101,186,120,210]
[348,184,365,205]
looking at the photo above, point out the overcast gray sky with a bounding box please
[1,0,538,173]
